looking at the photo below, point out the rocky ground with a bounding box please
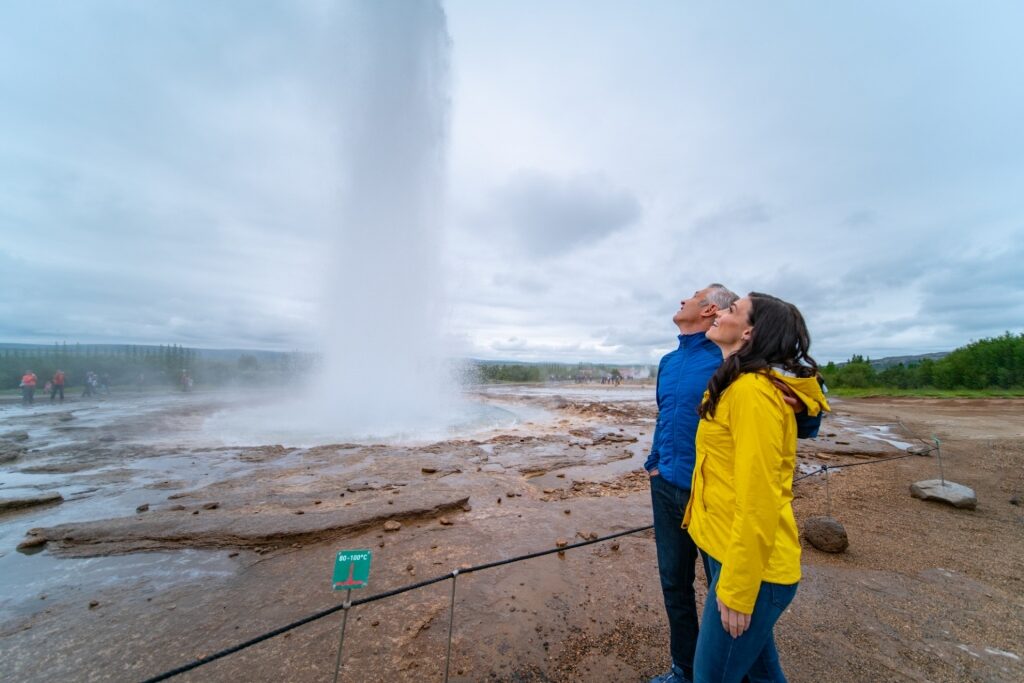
[0,391,1021,682]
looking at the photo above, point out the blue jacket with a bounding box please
[645,332,722,490]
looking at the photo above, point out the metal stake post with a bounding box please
[823,466,832,517]
[444,570,458,683]
[933,437,944,486]
[332,589,353,683]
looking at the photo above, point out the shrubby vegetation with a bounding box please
[474,362,652,384]
[821,332,1024,391]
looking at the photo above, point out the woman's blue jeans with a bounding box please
[694,554,797,683]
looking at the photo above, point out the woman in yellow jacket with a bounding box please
[684,293,828,683]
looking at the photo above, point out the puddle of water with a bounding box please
[0,548,236,619]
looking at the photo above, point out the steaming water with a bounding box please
[308,0,458,437]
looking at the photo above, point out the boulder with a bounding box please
[802,516,848,553]
[907,445,932,456]
[910,480,977,510]
[383,520,402,532]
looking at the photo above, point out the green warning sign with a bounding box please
[332,549,372,591]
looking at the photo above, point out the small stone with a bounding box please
[201,502,220,510]
[384,520,402,532]
[378,541,385,548]
[169,505,186,511]
[439,517,453,526]
[406,563,414,572]
[371,620,380,627]
[506,491,517,498]
[88,600,99,609]
[910,480,978,510]
[563,509,571,515]
[228,552,239,558]
[135,503,149,513]
[556,473,566,478]
[907,445,932,456]
[388,500,393,505]
[802,516,849,553]
[314,500,322,505]
[462,504,472,512]
[294,510,305,515]
[555,538,568,548]
[610,542,620,551]
[421,467,438,474]
[497,498,501,504]
[1009,494,1020,506]
[192,510,199,515]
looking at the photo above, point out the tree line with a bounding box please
[474,362,655,384]
[820,332,1024,390]
[0,343,309,390]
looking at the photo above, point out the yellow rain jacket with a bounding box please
[684,369,829,614]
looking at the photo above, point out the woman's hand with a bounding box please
[717,597,751,638]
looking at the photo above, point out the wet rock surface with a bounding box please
[0,492,63,513]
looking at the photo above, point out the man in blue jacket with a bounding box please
[646,283,738,683]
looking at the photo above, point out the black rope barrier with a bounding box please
[140,524,653,682]
[793,451,920,483]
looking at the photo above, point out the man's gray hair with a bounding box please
[702,283,739,310]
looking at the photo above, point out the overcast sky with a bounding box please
[1,1,1022,364]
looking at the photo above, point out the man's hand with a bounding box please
[770,378,802,412]
[648,468,659,478]
[717,597,751,638]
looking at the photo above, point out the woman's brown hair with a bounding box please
[698,292,817,419]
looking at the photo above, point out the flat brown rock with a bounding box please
[29,484,468,556]
[0,492,63,513]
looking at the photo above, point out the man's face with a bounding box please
[672,288,714,326]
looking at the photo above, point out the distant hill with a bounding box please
[867,352,948,369]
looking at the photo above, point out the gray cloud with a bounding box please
[475,170,641,257]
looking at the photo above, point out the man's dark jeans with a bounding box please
[651,473,701,680]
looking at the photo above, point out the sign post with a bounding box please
[331,549,371,683]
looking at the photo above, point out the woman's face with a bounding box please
[708,296,753,354]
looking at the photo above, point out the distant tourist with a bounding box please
[82,371,96,397]
[20,369,37,405]
[686,293,828,682]
[50,369,65,402]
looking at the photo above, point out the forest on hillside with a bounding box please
[821,332,1024,390]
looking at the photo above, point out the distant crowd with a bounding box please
[15,368,193,405]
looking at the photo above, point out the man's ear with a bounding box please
[700,304,718,319]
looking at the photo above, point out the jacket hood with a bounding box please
[768,369,830,417]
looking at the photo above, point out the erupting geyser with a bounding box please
[315,1,456,436]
